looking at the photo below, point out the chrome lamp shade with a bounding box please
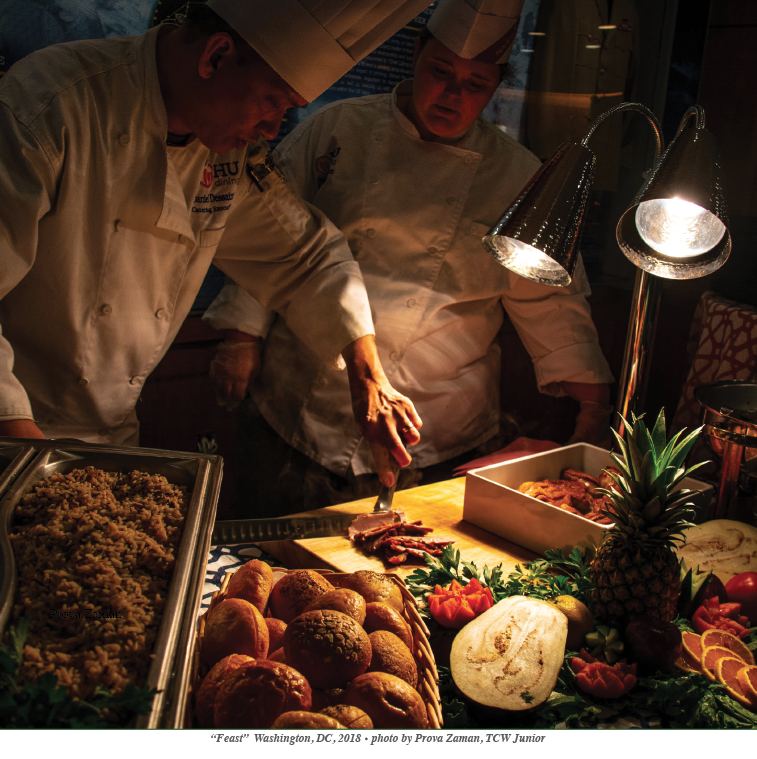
[482,143,596,286]
[484,103,731,285]
[616,113,731,279]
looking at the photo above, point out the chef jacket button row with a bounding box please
[390,351,399,361]
[366,228,376,238]
[78,377,88,386]
[428,246,438,255]
[155,308,167,319]
[114,219,123,232]
[129,376,143,386]
[100,304,112,316]
[446,196,457,204]
[118,133,130,146]
[407,299,416,308]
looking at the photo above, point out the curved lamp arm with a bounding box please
[581,102,664,167]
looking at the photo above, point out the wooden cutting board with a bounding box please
[257,477,538,581]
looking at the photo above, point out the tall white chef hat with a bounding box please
[206,0,431,101]
[427,0,524,64]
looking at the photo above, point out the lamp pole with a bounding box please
[581,103,665,437]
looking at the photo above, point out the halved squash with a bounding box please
[450,595,568,711]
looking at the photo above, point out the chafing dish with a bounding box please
[0,439,223,728]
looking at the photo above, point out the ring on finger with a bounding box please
[401,421,416,434]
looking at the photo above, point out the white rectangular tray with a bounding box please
[463,443,714,557]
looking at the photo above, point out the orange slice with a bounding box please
[737,665,757,704]
[716,657,757,710]
[674,645,704,674]
[701,645,741,682]
[701,629,755,665]
[682,630,704,663]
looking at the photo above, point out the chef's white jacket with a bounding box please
[0,27,373,444]
[204,82,613,475]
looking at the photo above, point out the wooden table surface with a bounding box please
[257,476,538,580]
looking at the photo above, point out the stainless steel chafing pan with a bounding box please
[0,440,223,728]
[0,439,36,501]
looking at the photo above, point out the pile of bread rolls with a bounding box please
[194,562,430,729]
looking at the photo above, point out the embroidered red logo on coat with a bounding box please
[201,163,213,188]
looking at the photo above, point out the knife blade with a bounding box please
[211,512,357,544]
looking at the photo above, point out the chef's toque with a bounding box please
[207,0,431,101]
[427,0,524,64]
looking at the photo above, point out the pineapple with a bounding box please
[589,410,705,627]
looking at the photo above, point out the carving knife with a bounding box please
[211,512,358,544]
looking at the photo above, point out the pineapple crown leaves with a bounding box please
[597,409,707,544]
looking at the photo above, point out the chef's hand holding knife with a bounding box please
[342,335,422,488]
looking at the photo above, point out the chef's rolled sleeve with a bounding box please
[502,259,614,396]
[212,172,374,369]
[202,282,277,338]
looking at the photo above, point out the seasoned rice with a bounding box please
[7,466,189,700]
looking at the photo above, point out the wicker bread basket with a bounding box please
[187,567,443,729]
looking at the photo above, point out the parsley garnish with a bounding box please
[0,617,157,728]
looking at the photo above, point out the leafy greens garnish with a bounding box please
[404,544,593,610]
[0,617,156,728]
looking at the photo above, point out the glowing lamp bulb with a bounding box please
[635,197,726,259]
[483,235,570,285]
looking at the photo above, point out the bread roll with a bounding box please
[332,571,404,613]
[303,588,367,625]
[284,610,371,689]
[202,598,269,667]
[265,617,287,652]
[271,711,345,729]
[269,570,334,623]
[363,602,413,649]
[194,654,254,728]
[225,559,273,615]
[367,630,418,688]
[214,660,312,728]
[342,672,428,729]
[320,705,373,729]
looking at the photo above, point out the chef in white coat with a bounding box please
[0,0,433,486]
[204,0,615,516]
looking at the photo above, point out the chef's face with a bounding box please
[188,34,307,153]
[409,38,500,140]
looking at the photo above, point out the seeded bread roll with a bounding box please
[342,672,428,729]
[284,610,371,689]
[214,660,312,729]
[269,570,334,623]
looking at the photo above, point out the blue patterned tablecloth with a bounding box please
[201,542,286,614]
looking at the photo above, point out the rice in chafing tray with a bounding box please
[8,466,189,699]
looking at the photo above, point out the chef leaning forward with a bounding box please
[204,0,615,517]
[0,0,432,486]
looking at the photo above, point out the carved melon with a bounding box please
[450,596,567,711]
